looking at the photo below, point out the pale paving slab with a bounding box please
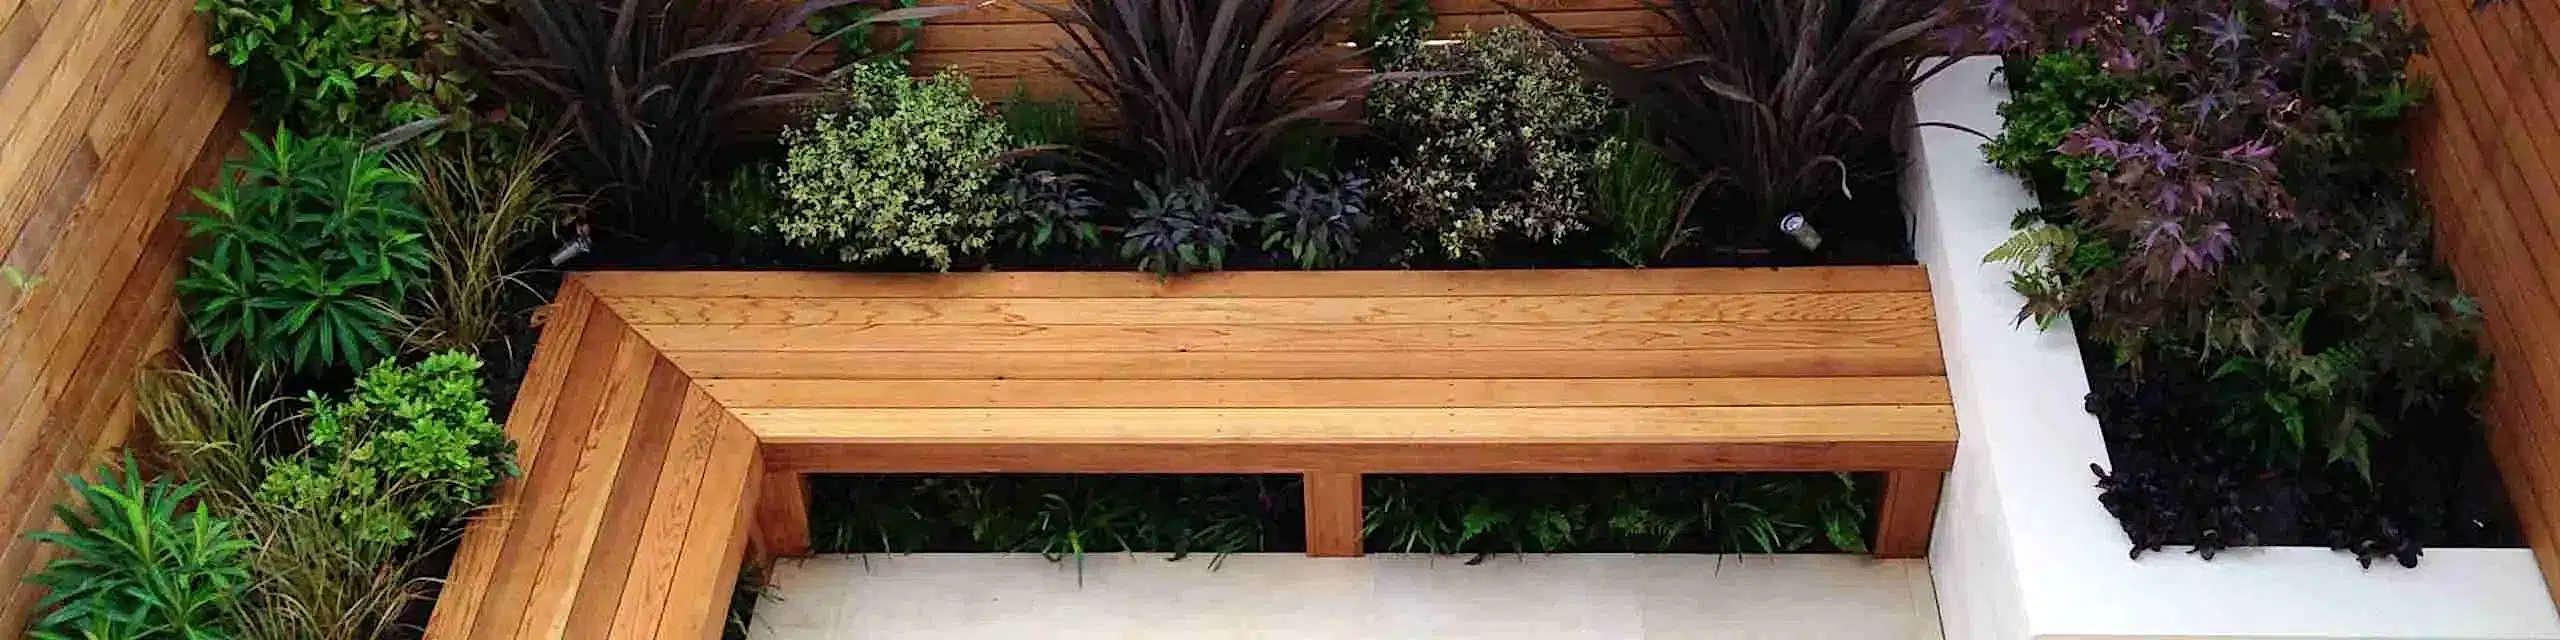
[750,553,1940,639]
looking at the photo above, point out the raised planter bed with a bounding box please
[1912,55,2560,640]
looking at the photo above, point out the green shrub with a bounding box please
[1983,51,2128,196]
[1370,28,1610,260]
[1593,125,1694,267]
[178,130,429,374]
[195,0,450,134]
[777,63,1010,270]
[230,502,432,640]
[257,351,515,545]
[25,459,253,640]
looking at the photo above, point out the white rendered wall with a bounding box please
[1908,55,2560,640]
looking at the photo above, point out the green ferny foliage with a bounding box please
[1984,51,2130,196]
[26,457,253,640]
[777,63,1010,270]
[177,130,429,374]
[256,351,517,545]
[195,0,445,135]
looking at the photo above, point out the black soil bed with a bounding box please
[2076,322,2522,567]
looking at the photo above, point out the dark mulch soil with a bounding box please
[2073,296,2521,567]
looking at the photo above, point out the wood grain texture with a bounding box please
[0,0,237,631]
[700,377,1954,409]
[736,406,1956,445]
[2403,0,2560,607]
[1305,472,1364,557]
[1874,469,1944,559]
[440,266,1956,628]
[423,292,770,639]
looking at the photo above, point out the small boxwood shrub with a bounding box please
[1369,28,1610,260]
[178,130,429,374]
[776,62,1010,270]
[257,351,516,545]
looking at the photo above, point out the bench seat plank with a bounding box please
[698,377,1954,409]
[599,292,1940,325]
[662,347,1952,380]
[574,265,1932,299]
[627,319,1940,353]
[739,406,1955,445]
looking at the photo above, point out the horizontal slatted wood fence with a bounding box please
[0,0,243,634]
[2396,0,2560,608]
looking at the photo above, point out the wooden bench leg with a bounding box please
[756,470,812,558]
[1874,469,1944,559]
[1304,471,1364,557]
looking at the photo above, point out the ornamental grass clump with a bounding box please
[777,63,1010,270]
[1369,28,1610,260]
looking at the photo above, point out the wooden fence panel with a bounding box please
[0,0,240,634]
[2399,0,2560,607]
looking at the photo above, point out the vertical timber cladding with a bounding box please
[2396,0,2560,608]
[0,0,245,634]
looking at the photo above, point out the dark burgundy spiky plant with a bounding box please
[1023,0,1418,204]
[1501,0,1958,244]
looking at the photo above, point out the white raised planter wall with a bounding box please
[1908,55,2560,640]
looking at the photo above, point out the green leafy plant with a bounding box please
[998,170,1104,253]
[1593,122,1697,267]
[1362,474,1872,560]
[1026,0,1398,203]
[1981,214,2119,329]
[810,0,927,63]
[1001,85,1084,148]
[777,63,1011,270]
[724,562,779,640]
[178,130,429,374]
[1983,51,2127,196]
[1370,27,1611,260]
[1122,180,1254,276]
[1508,0,1954,249]
[256,351,516,545]
[460,0,967,233]
[1354,0,1436,66]
[398,128,572,354]
[705,161,789,247]
[25,458,253,640]
[195,0,447,134]
[1261,170,1372,269]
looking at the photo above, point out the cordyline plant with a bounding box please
[1025,0,1422,206]
[1502,0,1960,246]
[457,0,969,236]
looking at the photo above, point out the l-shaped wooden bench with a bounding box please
[425,267,1956,638]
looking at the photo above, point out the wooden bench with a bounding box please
[429,267,1955,637]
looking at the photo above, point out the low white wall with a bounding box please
[1908,55,2560,640]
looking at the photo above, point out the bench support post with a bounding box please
[1303,471,1364,557]
[1874,469,1944,559]
[756,469,813,558]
